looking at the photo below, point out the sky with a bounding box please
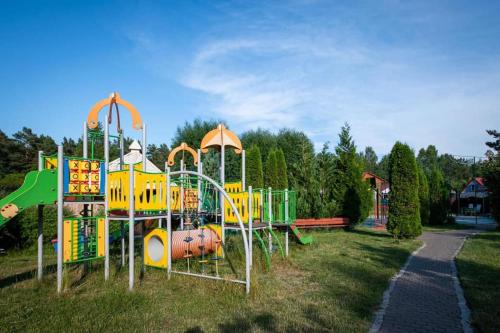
[1,0,499,157]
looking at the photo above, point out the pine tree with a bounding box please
[275,148,288,189]
[360,146,379,174]
[417,165,430,224]
[387,142,422,238]
[484,129,500,222]
[428,167,448,224]
[264,149,278,188]
[331,123,372,225]
[245,145,263,188]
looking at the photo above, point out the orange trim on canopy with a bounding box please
[200,124,242,154]
[87,92,143,130]
[167,142,199,166]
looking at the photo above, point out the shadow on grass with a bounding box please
[216,313,277,333]
[0,263,57,288]
[351,228,392,239]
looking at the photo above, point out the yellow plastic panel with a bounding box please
[90,172,100,182]
[80,183,90,193]
[224,182,242,193]
[90,184,100,194]
[63,219,78,262]
[205,224,223,256]
[224,192,249,224]
[79,160,90,172]
[108,170,129,210]
[252,193,261,219]
[45,157,57,169]
[70,171,79,182]
[91,161,100,171]
[169,186,198,211]
[134,172,168,211]
[69,160,79,170]
[144,228,168,269]
[69,182,80,194]
[79,172,90,182]
[97,218,105,257]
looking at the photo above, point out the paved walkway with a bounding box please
[371,229,479,333]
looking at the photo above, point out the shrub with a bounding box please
[387,142,422,238]
[428,167,448,224]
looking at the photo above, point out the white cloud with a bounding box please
[128,1,500,157]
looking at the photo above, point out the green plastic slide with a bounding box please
[0,169,58,229]
[290,224,313,245]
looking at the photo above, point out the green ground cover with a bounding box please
[0,228,420,332]
[457,230,500,333]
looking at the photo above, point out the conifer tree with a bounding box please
[417,165,430,224]
[275,148,288,189]
[245,145,263,188]
[265,149,278,188]
[428,167,448,224]
[387,142,422,238]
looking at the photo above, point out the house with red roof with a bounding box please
[459,177,490,215]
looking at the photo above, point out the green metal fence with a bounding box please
[261,189,296,224]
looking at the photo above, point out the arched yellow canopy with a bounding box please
[167,142,199,166]
[200,124,242,154]
[87,92,143,130]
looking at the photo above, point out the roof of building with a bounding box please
[109,140,161,173]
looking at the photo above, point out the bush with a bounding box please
[417,165,430,224]
[245,145,264,189]
[0,205,77,249]
[428,167,448,224]
[484,154,500,222]
[387,142,422,238]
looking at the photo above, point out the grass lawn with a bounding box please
[422,223,472,233]
[457,230,500,333]
[0,228,420,332]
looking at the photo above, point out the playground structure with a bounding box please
[0,92,312,294]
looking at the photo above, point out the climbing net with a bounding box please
[168,171,250,290]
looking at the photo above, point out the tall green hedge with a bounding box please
[428,167,448,224]
[245,145,264,189]
[265,149,278,189]
[275,148,288,189]
[417,165,430,224]
[387,142,422,238]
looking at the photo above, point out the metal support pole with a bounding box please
[180,159,184,230]
[197,149,202,213]
[268,187,272,254]
[221,145,225,244]
[260,189,264,222]
[140,125,147,276]
[56,145,63,293]
[119,131,124,169]
[474,157,478,225]
[248,186,253,268]
[121,221,125,267]
[104,109,110,281]
[129,163,135,290]
[83,122,88,159]
[120,132,125,267]
[166,168,172,278]
[284,189,289,257]
[142,123,147,172]
[242,149,246,191]
[37,150,44,281]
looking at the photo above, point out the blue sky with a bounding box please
[1,1,499,157]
